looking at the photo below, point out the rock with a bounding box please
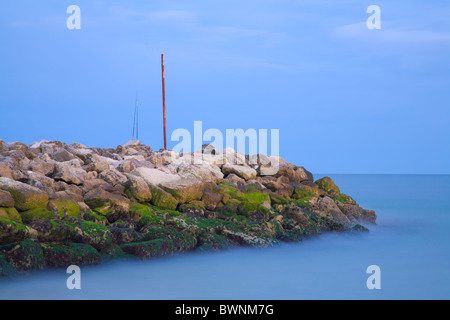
[0,207,21,222]
[0,162,13,179]
[222,164,257,181]
[315,177,340,196]
[47,199,81,218]
[116,158,154,174]
[148,150,176,166]
[50,149,77,162]
[281,206,314,231]
[84,187,130,221]
[53,160,87,185]
[0,239,46,272]
[159,179,205,204]
[83,161,109,173]
[202,188,222,211]
[295,167,314,182]
[123,175,152,203]
[99,169,127,186]
[201,143,219,155]
[131,167,179,185]
[26,171,55,190]
[168,157,224,182]
[223,230,275,247]
[0,190,15,208]
[225,173,246,185]
[178,203,205,218]
[42,243,100,268]
[222,148,246,165]
[316,196,351,225]
[53,182,84,202]
[124,140,141,147]
[4,142,28,155]
[121,239,175,259]
[0,218,36,244]
[292,184,321,200]
[85,153,118,168]
[0,177,49,211]
[148,185,179,210]
[27,158,54,176]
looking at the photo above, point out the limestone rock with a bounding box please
[53,160,87,185]
[123,175,152,203]
[222,164,257,181]
[0,177,49,211]
[201,188,222,211]
[0,190,15,208]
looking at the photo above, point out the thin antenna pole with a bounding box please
[132,92,138,141]
[161,54,167,150]
[135,92,139,141]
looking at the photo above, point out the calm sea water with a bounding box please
[1,174,449,300]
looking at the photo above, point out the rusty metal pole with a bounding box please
[161,54,167,150]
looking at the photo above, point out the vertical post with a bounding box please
[161,54,167,150]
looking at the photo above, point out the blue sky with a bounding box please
[0,0,449,174]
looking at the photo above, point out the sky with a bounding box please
[0,0,449,174]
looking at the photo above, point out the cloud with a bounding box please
[108,6,196,24]
[333,22,450,44]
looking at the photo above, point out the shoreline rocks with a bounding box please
[0,140,376,277]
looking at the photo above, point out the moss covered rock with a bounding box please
[42,243,100,268]
[0,239,46,272]
[0,207,22,222]
[0,177,49,211]
[20,208,54,224]
[47,199,82,218]
[315,177,340,196]
[0,218,37,245]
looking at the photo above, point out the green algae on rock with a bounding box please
[0,140,377,275]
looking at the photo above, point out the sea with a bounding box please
[1,174,449,300]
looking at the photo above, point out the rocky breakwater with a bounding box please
[0,139,376,276]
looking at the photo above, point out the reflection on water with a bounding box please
[1,175,449,300]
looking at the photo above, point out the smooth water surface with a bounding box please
[1,174,449,300]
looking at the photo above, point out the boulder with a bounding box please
[222,164,257,181]
[316,196,351,225]
[0,218,35,245]
[116,159,154,174]
[27,158,54,176]
[0,177,49,211]
[50,149,77,162]
[42,243,100,268]
[0,190,15,208]
[148,185,179,210]
[123,175,152,203]
[315,177,340,196]
[0,239,45,272]
[84,187,130,221]
[53,159,87,185]
[148,150,176,166]
[201,188,223,211]
[0,162,13,179]
[295,167,314,182]
[168,157,224,182]
[159,178,204,204]
[281,206,315,231]
[99,169,127,186]
[0,207,21,222]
